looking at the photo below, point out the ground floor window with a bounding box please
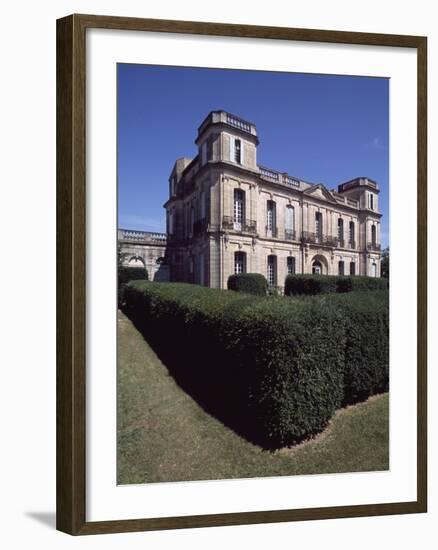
[312,260,322,275]
[371,261,377,277]
[267,255,277,286]
[287,256,296,275]
[199,253,205,286]
[350,261,356,276]
[234,251,246,274]
[338,260,345,276]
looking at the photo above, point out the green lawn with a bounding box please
[117,310,389,485]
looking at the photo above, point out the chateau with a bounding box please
[120,110,382,289]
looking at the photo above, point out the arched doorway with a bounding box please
[310,254,329,275]
[312,260,322,275]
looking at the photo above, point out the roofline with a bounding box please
[197,110,257,135]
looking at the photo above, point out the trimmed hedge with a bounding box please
[123,282,389,447]
[118,266,148,306]
[349,276,388,292]
[325,291,389,404]
[285,274,388,296]
[284,274,339,296]
[227,273,268,296]
[124,281,345,447]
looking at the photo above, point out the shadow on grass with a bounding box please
[122,305,320,451]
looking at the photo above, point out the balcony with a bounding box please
[284,229,297,241]
[265,226,278,238]
[301,231,338,247]
[223,216,257,234]
[348,241,356,250]
[367,242,381,251]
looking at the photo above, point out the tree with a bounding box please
[381,247,389,280]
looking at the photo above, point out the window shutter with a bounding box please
[241,140,245,166]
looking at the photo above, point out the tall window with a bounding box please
[190,206,195,236]
[234,189,245,230]
[206,135,214,161]
[230,136,244,165]
[267,255,277,286]
[185,204,190,237]
[337,218,344,246]
[338,260,345,276]
[234,251,246,274]
[350,261,356,276]
[200,190,206,219]
[371,262,377,277]
[371,224,377,247]
[199,253,205,286]
[369,193,374,210]
[287,256,296,275]
[315,212,323,242]
[349,221,355,247]
[285,206,295,235]
[267,200,276,235]
[234,138,241,164]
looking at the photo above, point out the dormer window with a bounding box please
[371,224,377,247]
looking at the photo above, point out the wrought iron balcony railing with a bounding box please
[284,229,297,241]
[348,240,356,249]
[367,242,381,251]
[265,226,278,238]
[301,231,338,247]
[223,216,257,234]
[338,239,345,248]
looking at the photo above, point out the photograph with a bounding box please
[116,64,390,486]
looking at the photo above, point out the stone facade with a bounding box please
[118,229,169,282]
[163,111,383,290]
[120,110,383,290]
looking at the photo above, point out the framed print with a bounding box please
[56,14,427,535]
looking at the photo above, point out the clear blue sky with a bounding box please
[118,64,389,247]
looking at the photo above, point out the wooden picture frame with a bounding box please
[56,13,427,535]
